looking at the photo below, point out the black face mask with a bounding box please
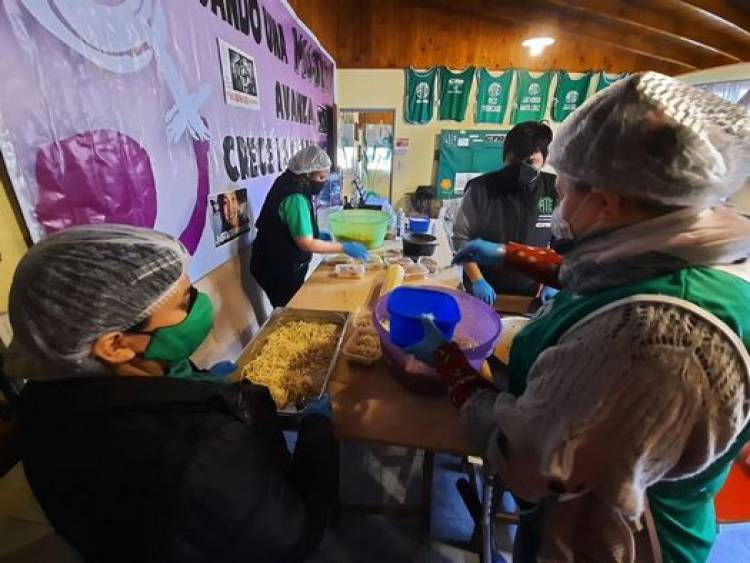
[500,161,541,191]
[516,161,541,188]
[308,179,326,196]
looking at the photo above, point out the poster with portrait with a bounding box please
[218,39,260,111]
[209,188,251,246]
[0,0,335,280]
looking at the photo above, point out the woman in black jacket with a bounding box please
[7,224,337,563]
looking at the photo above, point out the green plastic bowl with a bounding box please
[329,209,389,249]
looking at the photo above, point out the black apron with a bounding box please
[462,168,557,296]
[251,171,319,307]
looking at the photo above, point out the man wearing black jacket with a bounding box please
[8,225,337,563]
[452,122,557,305]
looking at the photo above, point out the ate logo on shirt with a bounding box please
[415,82,431,101]
[537,196,554,215]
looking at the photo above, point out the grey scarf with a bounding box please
[560,206,750,294]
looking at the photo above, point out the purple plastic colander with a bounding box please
[373,286,502,394]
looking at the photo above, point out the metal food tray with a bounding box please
[234,308,350,415]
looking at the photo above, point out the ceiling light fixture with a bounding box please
[522,37,555,56]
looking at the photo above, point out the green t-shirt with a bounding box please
[475,68,513,124]
[278,193,313,238]
[438,66,475,121]
[552,71,592,122]
[512,70,553,123]
[404,67,437,124]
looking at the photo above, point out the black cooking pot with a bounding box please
[403,232,437,257]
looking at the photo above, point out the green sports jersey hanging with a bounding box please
[438,67,475,121]
[475,68,513,124]
[552,71,592,122]
[512,70,552,123]
[596,71,628,92]
[404,67,437,124]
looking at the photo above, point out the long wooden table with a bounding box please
[288,229,476,456]
[255,225,529,547]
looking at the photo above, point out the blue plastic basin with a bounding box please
[408,217,431,234]
[387,287,461,347]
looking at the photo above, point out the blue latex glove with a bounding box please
[208,361,237,378]
[342,241,369,261]
[302,393,332,419]
[404,315,448,364]
[318,231,333,241]
[452,239,505,267]
[540,285,559,303]
[471,278,497,306]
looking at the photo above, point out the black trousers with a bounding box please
[289,415,339,561]
[251,255,309,308]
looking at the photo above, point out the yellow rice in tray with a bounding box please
[242,320,339,409]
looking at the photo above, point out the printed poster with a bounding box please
[218,38,260,111]
[209,187,252,247]
[0,0,335,279]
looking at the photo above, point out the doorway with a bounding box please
[337,109,395,204]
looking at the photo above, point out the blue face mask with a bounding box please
[550,194,591,254]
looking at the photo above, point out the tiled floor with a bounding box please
[307,441,511,563]
[306,439,750,563]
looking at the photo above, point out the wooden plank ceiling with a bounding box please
[289,0,750,75]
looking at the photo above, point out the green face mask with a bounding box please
[135,288,215,364]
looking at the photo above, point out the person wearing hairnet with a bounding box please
[409,73,750,562]
[251,145,369,307]
[7,224,338,563]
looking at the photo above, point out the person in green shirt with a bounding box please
[251,146,368,307]
[408,72,750,563]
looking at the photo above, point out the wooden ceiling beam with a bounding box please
[680,0,750,35]
[420,0,701,71]
[544,0,749,61]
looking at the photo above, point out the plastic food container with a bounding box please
[329,210,390,249]
[494,316,531,364]
[343,328,382,364]
[408,217,431,233]
[386,287,461,347]
[417,257,438,274]
[364,254,385,270]
[352,311,375,330]
[334,263,366,278]
[323,254,351,266]
[403,263,429,281]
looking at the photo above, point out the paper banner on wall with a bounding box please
[404,67,437,124]
[596,71,629,92]
[395,138,410,155]
[438,67,475,121]
[435,130,508,199]
[0,0,335,280]
[512,71,552,124]
[475,68,513,124]
[552,71,592,122]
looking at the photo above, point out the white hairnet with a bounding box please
[7,224,189,379]
[287,145,331,175]
[548,72,750,207]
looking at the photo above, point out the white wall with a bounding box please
[677,63,750,85]
[336,69,587,204]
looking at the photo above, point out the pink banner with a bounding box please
[0,0,335,279]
